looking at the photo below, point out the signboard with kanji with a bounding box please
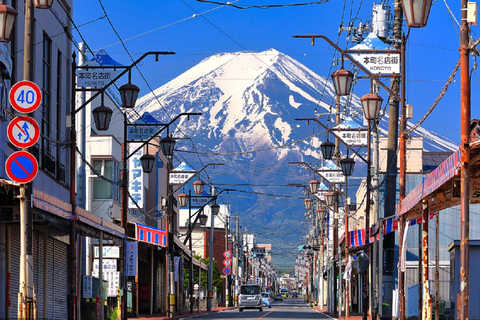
[124,241,138,276]
[337,130,367,146]
[128,143,144,209]
[169,171,196,185]
[351,53,400,74]
[318,170,345,184]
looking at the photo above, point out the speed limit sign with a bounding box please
[9,80,42,113]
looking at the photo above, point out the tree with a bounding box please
[184,255,223,296]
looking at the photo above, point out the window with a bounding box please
[92,159,120,202]
[42,33,52,152]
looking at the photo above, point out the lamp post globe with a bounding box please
[193,180,205,195]
[211,203,220,216]
[33,0,54,9]
[0,4,17,42]
[360,93,383,121]
[331,68,354,96]
[92,105,113,131]
[340,156,355,176]
[177,192,188,208]
[309,179,320,194]
[199,213,208,226]
[160,135,176,158]
[400,0,432,27]
[140,153,155,173]
[304,198,313,211]
[321,140,335,160]
[324,191,335,207]
[119,82,140,109]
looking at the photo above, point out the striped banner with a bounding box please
[137,224,167,247]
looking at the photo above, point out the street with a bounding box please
[180,299,330,320]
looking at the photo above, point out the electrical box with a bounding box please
[406,104,413,119]
[468,2,477,26]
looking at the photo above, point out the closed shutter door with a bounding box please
[53,239,68,318]
[10,225,20,319]
[33,229,45,317]
[46,237,69,319]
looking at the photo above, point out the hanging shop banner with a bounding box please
[83,275,93,299]
[124,241,138,277]
[128,143,144,209]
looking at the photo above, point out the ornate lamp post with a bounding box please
[33,0,54,8]
[321,140,335,160]
[140,154,155,174]
[331,68,354,96]
[0,4,17,42]
[304,198,313,211]
[309,179,320,194]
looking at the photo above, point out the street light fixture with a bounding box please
[119,82,140,109]
[160,135,176,158]
[140,153,155,174]
[360,93,383,121]
[92,104,113,131]
[331,68,354,96]
[321,140,335,160]
[0,4,17,42]
[304,198,313,211]
[324,192,335,207]
[33,0,53,9]
[193,179,205,195]
[177,192,188,208]
[309,179,320,194]
[211,203,220,216]
[316,208,326,220]
[199,213,208,226]
[340,156,355,177]
[400,0,432,27]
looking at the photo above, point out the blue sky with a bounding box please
[73,0,475,144]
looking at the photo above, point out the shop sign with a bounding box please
[94,246,120,258]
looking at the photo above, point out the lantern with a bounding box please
[340,156,355,176]
[309,179,320,194]
[92,105,113,131]
[324,191,335,207]
[160,135,176,158]
[321,140,335,160]
[199,213,208,226]
[193,180,205,195]
[0,4,17,42]
[119,82,140,109]
[33,0,54,9]
[360,93,383,120]
[177,192,188,208]
[401,0,432,28]
[211,203,220,216]
[304,198,313,210]
[331,68,354,96]
[140,154,155,173]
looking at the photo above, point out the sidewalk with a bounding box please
[135,307,236,320]
[313,307,373,320]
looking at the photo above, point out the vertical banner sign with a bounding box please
[128,143,144,209]
[174,256,180,282]
[124,241,138,277]
[83,276,93,298]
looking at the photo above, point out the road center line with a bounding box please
[256,308,275,319]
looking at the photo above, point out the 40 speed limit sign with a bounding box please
[9,80,42,113]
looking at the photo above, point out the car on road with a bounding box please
[261,292,272,308]
[238,284,263,312]
[274,294,283,301]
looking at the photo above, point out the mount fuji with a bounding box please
[134,48,457,271]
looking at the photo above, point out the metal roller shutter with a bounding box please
[46,236,69,319]
[33,229,45,317]
[46,236,55,319]
[9,225,20,319]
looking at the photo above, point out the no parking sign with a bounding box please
[5,151,38,184]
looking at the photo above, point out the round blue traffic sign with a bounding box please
[5,151,38,184]
[223,267,231,275]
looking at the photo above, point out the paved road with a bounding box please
[180,298,332,319]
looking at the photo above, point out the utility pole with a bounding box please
[459,0,471,318]
[207,187,216,312]
[224,202,230,308]
[19,1,35,318]
[234,216,240,306]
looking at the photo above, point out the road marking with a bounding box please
[256,308,275,319]
[314,308,338,319]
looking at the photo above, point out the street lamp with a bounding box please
[360,93,383,121]
[340,155,355,177]
[92,104,113,131]
[199,213,208,226]
[304,198,313,211]
[211,203,220,216]
[119,82,140,109]
[33,0,53,8]
[193,180,205,195]
[324,192,335,207]
[177,192,188,208]
[160,135,176,158]
[400,0,432,27]
[140,153,155,174]
[321,140,335,160]
[309,179,320,194]
[331,68,354,96]
[0,4,17,42]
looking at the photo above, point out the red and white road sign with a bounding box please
[223,259,231,267]
[223,250,232,259]
[9,80,42,113]
[5,151,38,184]
[7,116,40,148]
